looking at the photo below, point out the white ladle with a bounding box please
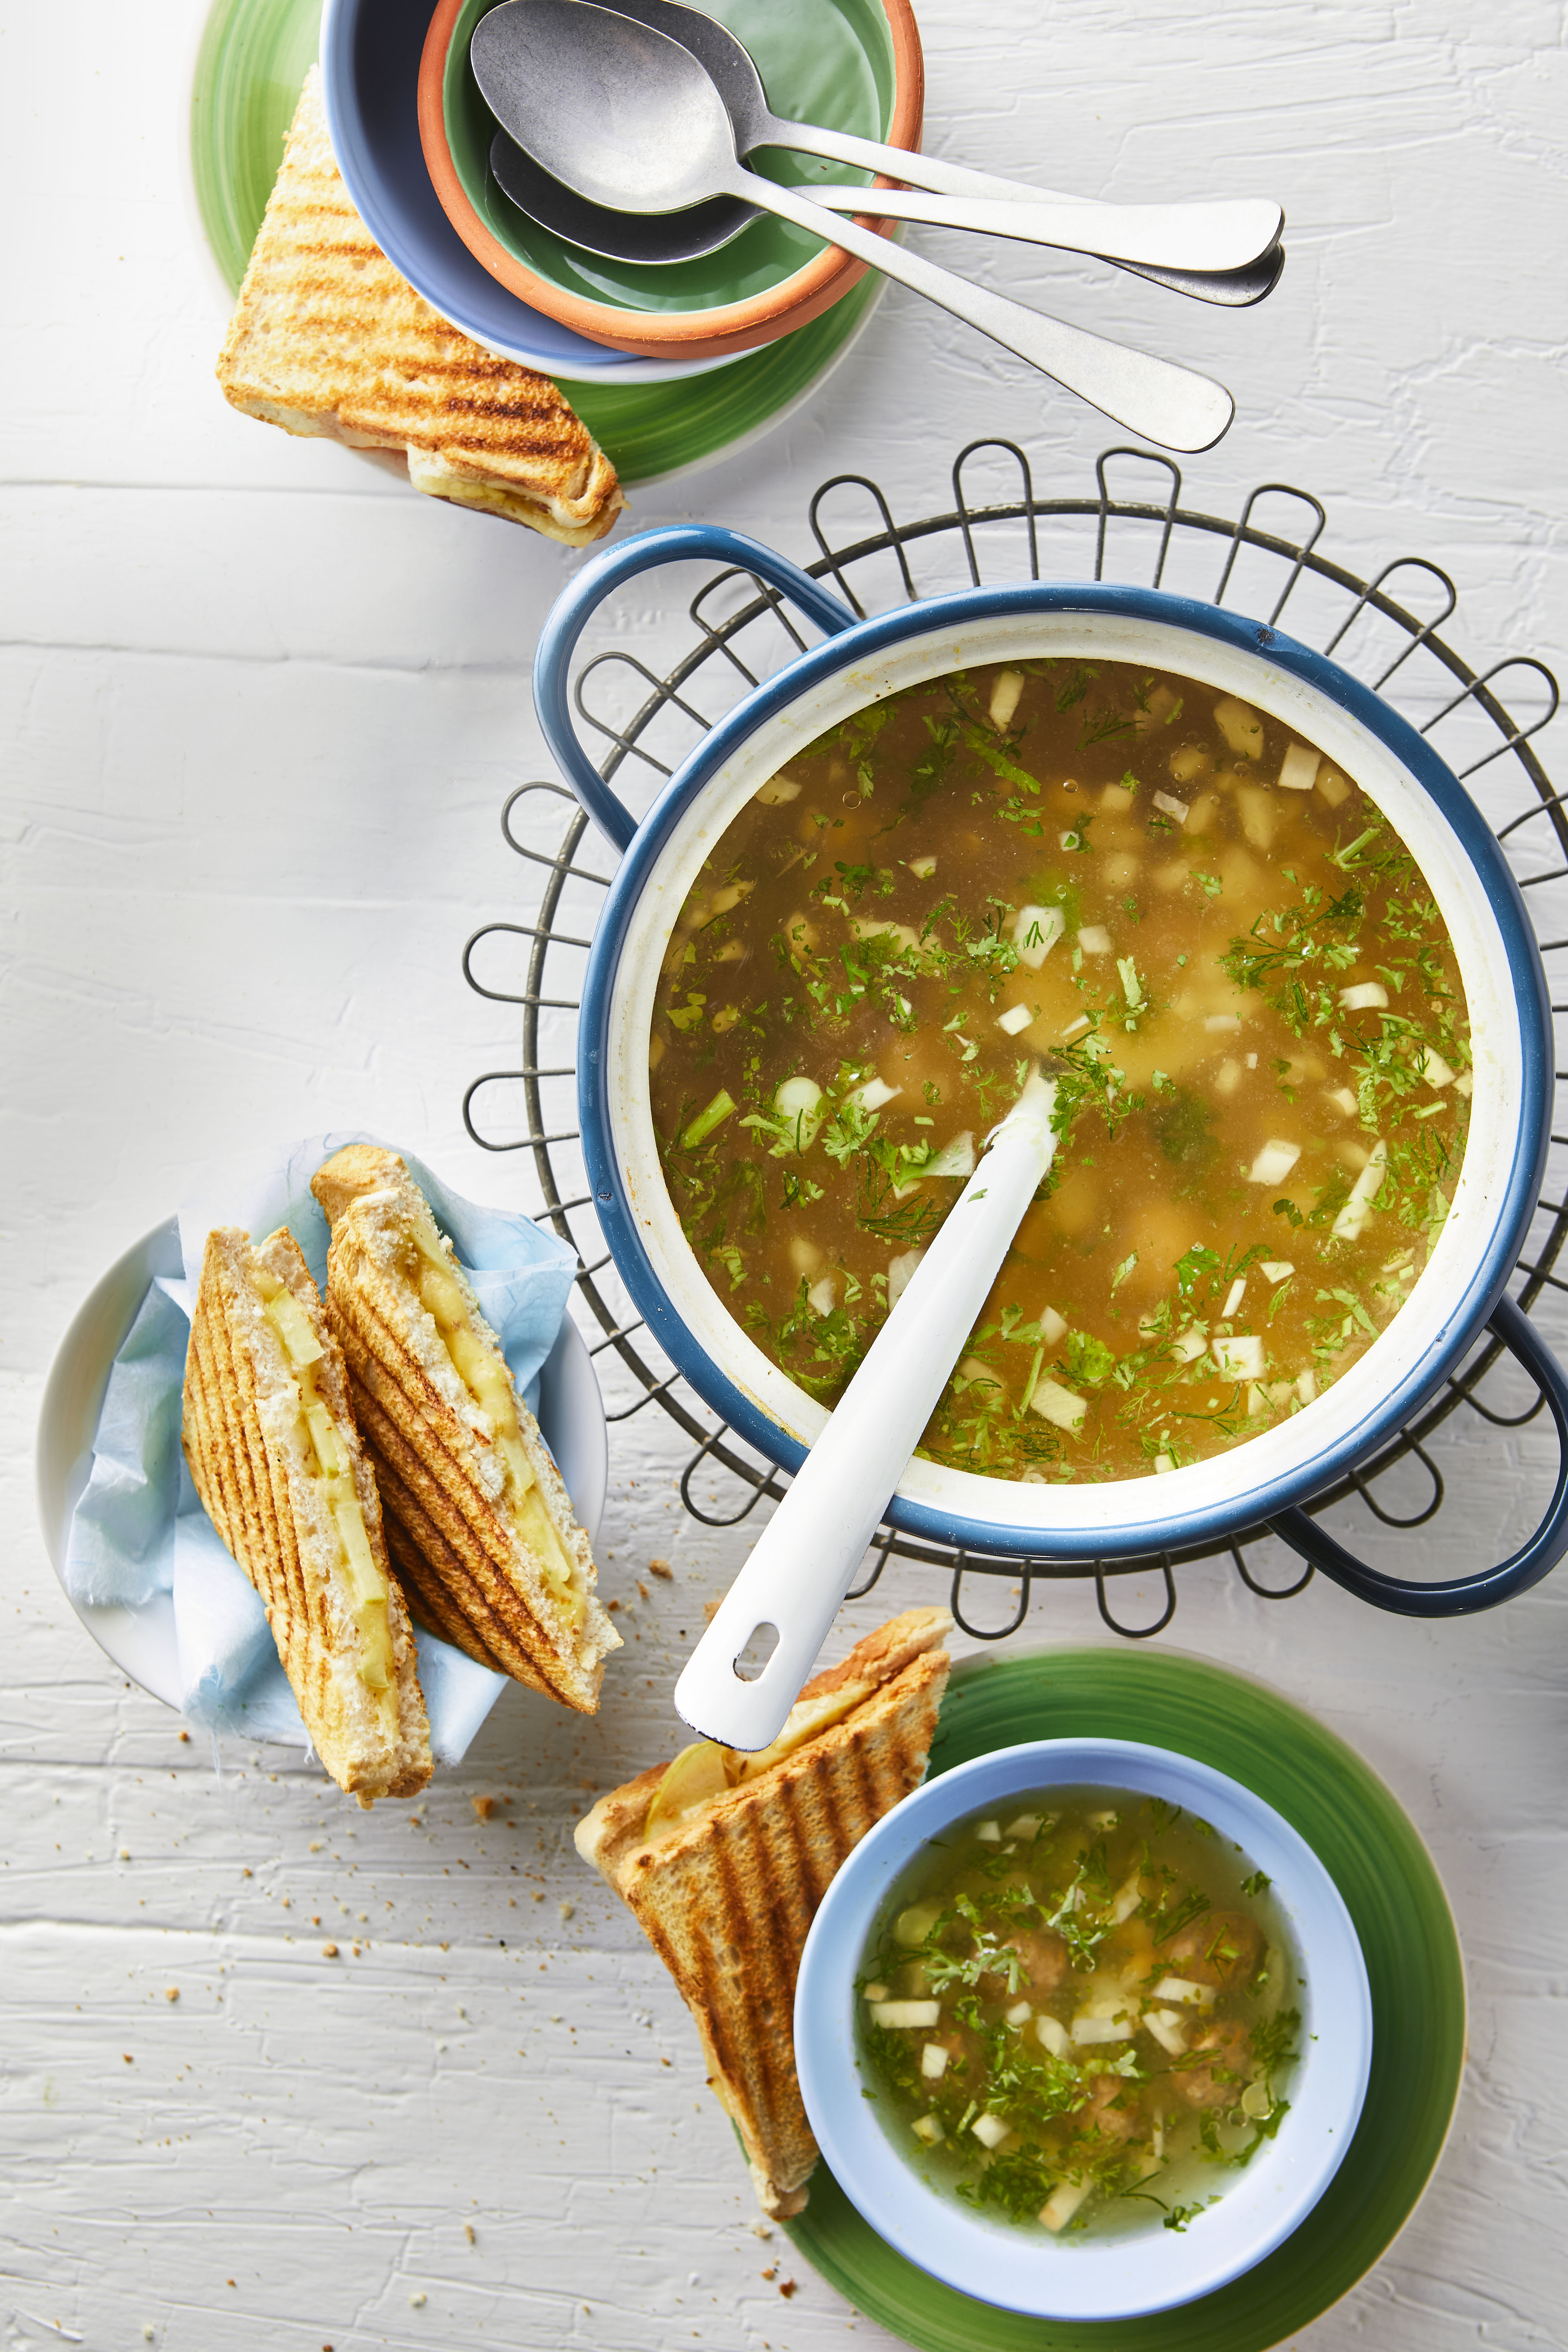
[674,1070,1061,1751]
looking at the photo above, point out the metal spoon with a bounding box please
[489,129,1285,305]
[473,0,1284,283]
[675,1070,1062,1751]
[468,1,1236,452]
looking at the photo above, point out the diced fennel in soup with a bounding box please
[649,658,1472,1481]
[856,1790,1301,2239]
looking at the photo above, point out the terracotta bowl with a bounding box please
[417,0,924,359]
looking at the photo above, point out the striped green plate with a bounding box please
[188,0,878,484]
[785,1646,1464,2352]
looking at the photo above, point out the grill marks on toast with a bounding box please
[576,1614,951,2215]
[180,1230,432,1802]
[328,1289,562,1699]
[310,1145,617,1711]
[215,70,623,545]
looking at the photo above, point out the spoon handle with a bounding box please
[732,172,1234,453]
[765,116,1284,305]
[806,187,1280,276]
[674,1079,1060,1754]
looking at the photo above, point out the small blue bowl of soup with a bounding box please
[793,1737,1371,2319]
[535,523,1568,1616]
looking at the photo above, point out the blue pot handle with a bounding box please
[1267,1291,1568,1614]
[532,524,860,853]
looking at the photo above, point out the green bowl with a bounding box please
[783,1645,1465,2352]
[442,0,896,316]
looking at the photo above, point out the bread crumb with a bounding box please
[164,1987,179,2002]
[119,1846,131,1860]
[760,2266,777,2281]
[531,1889,545,1902]
[607,1598,622,1612]
[751,2222,773,2239]
[779,2280,797,2299]
[464,2223,475,2244]
[703,1597,722,1621]
[178,1730,190,1742]
[322,1942,340,1959]
[558,1901,575,1921]
[472,1795,495,1820]
[637,1580,651,1601]
[409,2291,426,2307]
[123,2053,133,2064]
[309,1840,324,1853]
[648,1559,673,1579]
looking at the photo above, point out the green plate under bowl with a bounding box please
[445,0,890,314]
[784,1646,1464,2352]
[189,0,881,483]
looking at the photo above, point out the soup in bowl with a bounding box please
[539,525,1568,1604]
[648,654,1472,1486]
[793,1737,1371,2320]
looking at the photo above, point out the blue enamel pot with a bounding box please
[535,524,1568,1615]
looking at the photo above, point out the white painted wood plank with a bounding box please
[4,0,1566,2343]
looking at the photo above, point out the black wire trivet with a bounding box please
[462,441,1565,1640]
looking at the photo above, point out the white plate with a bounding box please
[36,1217,608,1720]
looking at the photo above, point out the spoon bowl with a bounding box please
[488,130,754,263]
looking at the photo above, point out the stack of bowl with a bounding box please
[319,0,922,473]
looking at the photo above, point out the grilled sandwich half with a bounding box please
[181,1225,432,1803]
[575,1607,952,2216]
[311,1145,619,1711]
[216,69,624,547]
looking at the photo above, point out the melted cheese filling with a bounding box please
[255,1268,393,1696]
[641,1677,877,1843]
[406,1217,585,1628]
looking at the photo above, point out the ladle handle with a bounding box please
[1268,1291,1568,1613]
[674,1094,1058,1753]
[532,525,857,851]
[729,173,1234,453]
[806,188,1283,278]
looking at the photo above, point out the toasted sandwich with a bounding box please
[181,1225,432,1803]
[310,1145,619,1711]
[575,1607,952,2216]
[216,69,625,547]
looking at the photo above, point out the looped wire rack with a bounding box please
[462,441,1564,1641]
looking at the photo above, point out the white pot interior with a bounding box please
[607,609,1521,1540]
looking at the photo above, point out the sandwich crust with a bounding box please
[576,1607,952,2214]
[311,1145,619,1710]
[181,1225,432,1803]
[216,69,624,546]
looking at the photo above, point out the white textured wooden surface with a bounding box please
[4,0,1567,2345]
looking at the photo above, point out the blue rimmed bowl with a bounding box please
[535,523,1568,1615]
[794,1737,1372,2320]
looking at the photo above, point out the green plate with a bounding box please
[447,0,890,313]
[784,1647,1464,2352]
[189,0,881,483]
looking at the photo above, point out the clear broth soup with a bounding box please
[856,1787,1302,2240]
[649,657,1472,1481]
